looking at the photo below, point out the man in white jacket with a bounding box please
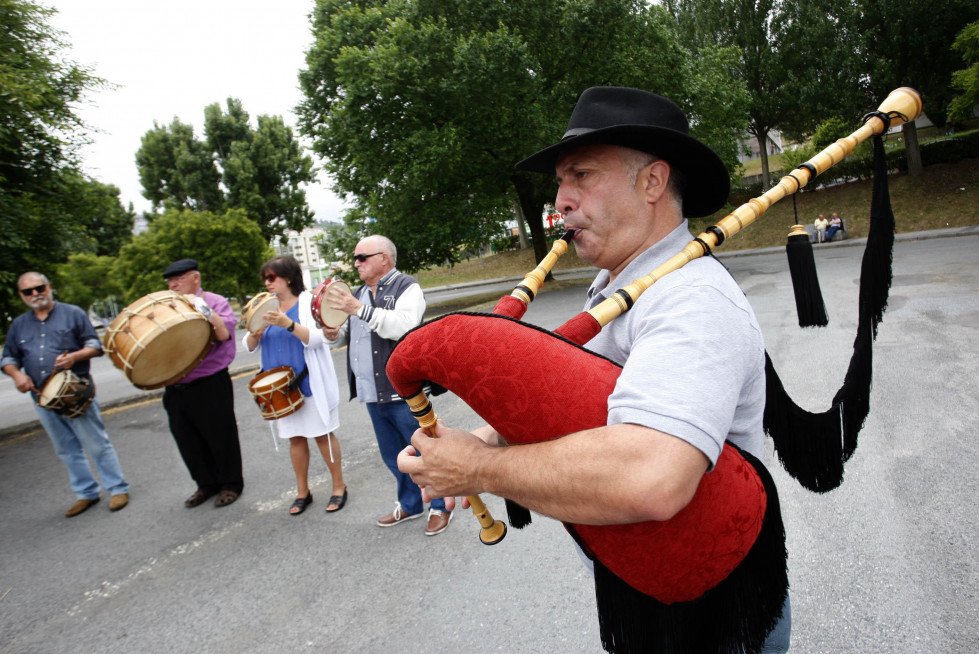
[323,235,452,536]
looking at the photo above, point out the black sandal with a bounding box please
[325,487,348,513]
[289,493,313,515]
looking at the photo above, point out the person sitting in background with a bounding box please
[814,214,829,242]
[825,212,843,242]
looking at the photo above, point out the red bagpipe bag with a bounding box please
[387,310,788,653]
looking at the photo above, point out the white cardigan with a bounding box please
[242,290,340,428]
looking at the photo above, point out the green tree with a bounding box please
[0,0,105,332]
[52,253,122,313]
[948,20,979,124]
[56,172,135,256]
[297,0,749,271]
[855,0,979,129]
[113,208,273,304]
[665,0,861,190]
[135,99,316,243]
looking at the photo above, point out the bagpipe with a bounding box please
[386,88,921,653]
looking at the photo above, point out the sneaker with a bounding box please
[425,509,452,536]
[377,502,423,527]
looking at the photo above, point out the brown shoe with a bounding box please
[184,489,215,508]
[109,493,129,511]
[214,490,239,508]
[424,509,453,536]
[376,502,422,527]
[65,497,100,517]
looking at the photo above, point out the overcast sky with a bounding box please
[46,0,348,223]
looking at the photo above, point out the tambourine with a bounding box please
[240,292,280,332]
[311,279,351,329]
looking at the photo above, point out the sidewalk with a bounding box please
[2,225,975,440]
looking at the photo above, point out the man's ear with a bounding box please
[641,159,671,205]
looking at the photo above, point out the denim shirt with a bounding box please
[1,302,102,395]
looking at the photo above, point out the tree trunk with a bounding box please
[903,121,923,179]
[511,175,549,263]
[756,128,771,190]
[512,200,530,249]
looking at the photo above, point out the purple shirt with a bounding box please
[175,289,237,383]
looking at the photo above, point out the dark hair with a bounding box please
[261,256,305,296]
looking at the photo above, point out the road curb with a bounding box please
[3,226,975,442]
[0,363,263,442]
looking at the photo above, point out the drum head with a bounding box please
[39,370,71,405]
[257,369,291,388]
[244,294,279,332]
[312,279,351,329]
[130,319,213,389]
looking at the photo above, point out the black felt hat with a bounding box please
[162,258,199,278]
[515,87,730,217]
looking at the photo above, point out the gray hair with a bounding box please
[17,271,51,288]
[621,150,684,212]
[362,235,398,266]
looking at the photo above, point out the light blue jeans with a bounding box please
[35,399,130,500]
[366,400,447,516]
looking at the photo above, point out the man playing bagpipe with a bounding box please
[397,87,791,653]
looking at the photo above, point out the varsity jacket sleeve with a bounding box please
[359,283,425,341]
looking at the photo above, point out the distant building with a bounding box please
[737,130,785,163]
[275,226,336,287]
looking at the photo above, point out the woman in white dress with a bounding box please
[244,256,348,515]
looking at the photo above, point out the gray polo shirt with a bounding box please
[583,221,767,465]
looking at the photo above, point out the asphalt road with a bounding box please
[1,229,976,653]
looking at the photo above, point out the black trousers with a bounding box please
[163,368,243,493]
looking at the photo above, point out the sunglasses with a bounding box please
[262,273,277,283]
[19,284,48,297]
[353,252,383,263]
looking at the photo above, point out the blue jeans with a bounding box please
[35,399,130,500]
[739,594,791,653]
[366,400,447,516]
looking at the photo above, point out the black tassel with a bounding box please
[765,135,895,492]
[504,498,532,528]
[569,447,788,654]
[785,225,828,327]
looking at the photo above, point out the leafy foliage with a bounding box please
[0,0,109,335]
[665,0,860,189]
[113,209,273,304]
[52,254,122,313]
[948,20,979,123]
[135,99,316,244]
[853,0,979,129]
[297,0,749,270]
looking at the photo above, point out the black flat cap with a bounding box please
[163,259,199,278]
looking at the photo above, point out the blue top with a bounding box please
[259,303,311,396]
[1,302,103,399]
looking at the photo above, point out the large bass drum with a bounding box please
[104,291,214,390]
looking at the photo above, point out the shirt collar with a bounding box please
[587,220,692,305]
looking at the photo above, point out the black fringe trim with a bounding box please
[786,233,828,327]
[505,498,532,529]
[566,447,788,654]
[765,135,895,492]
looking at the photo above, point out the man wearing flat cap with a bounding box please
[399,88,790,652]
[162,259,244,508]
